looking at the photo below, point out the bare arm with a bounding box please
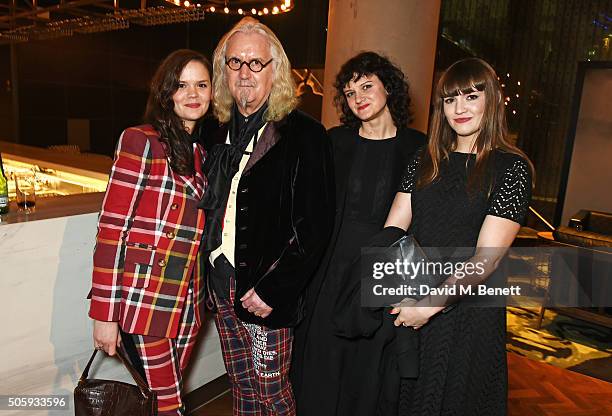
[384,192,413,231]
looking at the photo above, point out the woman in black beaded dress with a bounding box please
[291,52,426,415]
[385,58,534,415]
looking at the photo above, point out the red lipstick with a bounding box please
[185,103,201,108]
[357,104,370,111]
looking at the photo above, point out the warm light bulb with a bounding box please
[516,94,519,98]
[506,73,510,78]
[252,8,257,14]
[263,7,269,14]
[184,1,190,6]
[501,83,505,87]
[517,81,521,86]
[281,4,287,11]
[273,6,279,13]
[210,6,215,12]
[512,110,516,114]
[224,7,229,13]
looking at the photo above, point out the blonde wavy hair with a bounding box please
[213,17,298,123]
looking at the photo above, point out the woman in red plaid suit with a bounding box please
[89,49,211,416]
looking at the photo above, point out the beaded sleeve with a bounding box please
[486,157,532,224]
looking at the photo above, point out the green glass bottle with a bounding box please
[0,152,9,215]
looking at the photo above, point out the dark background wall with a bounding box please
[0,47,12,141]
[0,0,329,156]
[436,0,612,225]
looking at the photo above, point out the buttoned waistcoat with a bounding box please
[89,124,207,338]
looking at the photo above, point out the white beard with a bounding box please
[239,89,250,109]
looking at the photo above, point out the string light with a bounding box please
[162,1,294,16]
[517,81,521,86]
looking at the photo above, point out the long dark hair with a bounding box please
[144,49,212,176]
[417,58,534,191]
[333,51,413,129]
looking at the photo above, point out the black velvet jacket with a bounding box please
[201,110,335,328]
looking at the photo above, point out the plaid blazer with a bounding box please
[89,125,207,338]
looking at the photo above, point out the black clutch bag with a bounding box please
[389,234,445,300]
[74,348,157,416]
[333,231,453,339]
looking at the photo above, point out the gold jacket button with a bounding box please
[166,232,175,239]
[158,259,167,267]
[171,203,179,210]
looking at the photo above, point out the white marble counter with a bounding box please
[0,212,225,416]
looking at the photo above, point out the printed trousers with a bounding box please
[214,278,295,415]
[122,280,200,416]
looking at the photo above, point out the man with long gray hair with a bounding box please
[198,17,334,415]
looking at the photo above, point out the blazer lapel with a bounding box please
[179,144,206,200]
[244,121,281,172]
[192,144,206,199]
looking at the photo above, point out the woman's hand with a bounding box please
[93,320,122,356]
[390,303,443,329]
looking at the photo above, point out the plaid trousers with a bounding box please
[214,278,296,415]
[123,280,200,416]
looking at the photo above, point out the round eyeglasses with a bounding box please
[225,57,273,73]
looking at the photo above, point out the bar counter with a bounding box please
[0,142,225,415]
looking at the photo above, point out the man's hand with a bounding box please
[240,288,273,318]
[93,320,122,356]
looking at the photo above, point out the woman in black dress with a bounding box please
[385,58,534,415]
[291,52,426,415]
